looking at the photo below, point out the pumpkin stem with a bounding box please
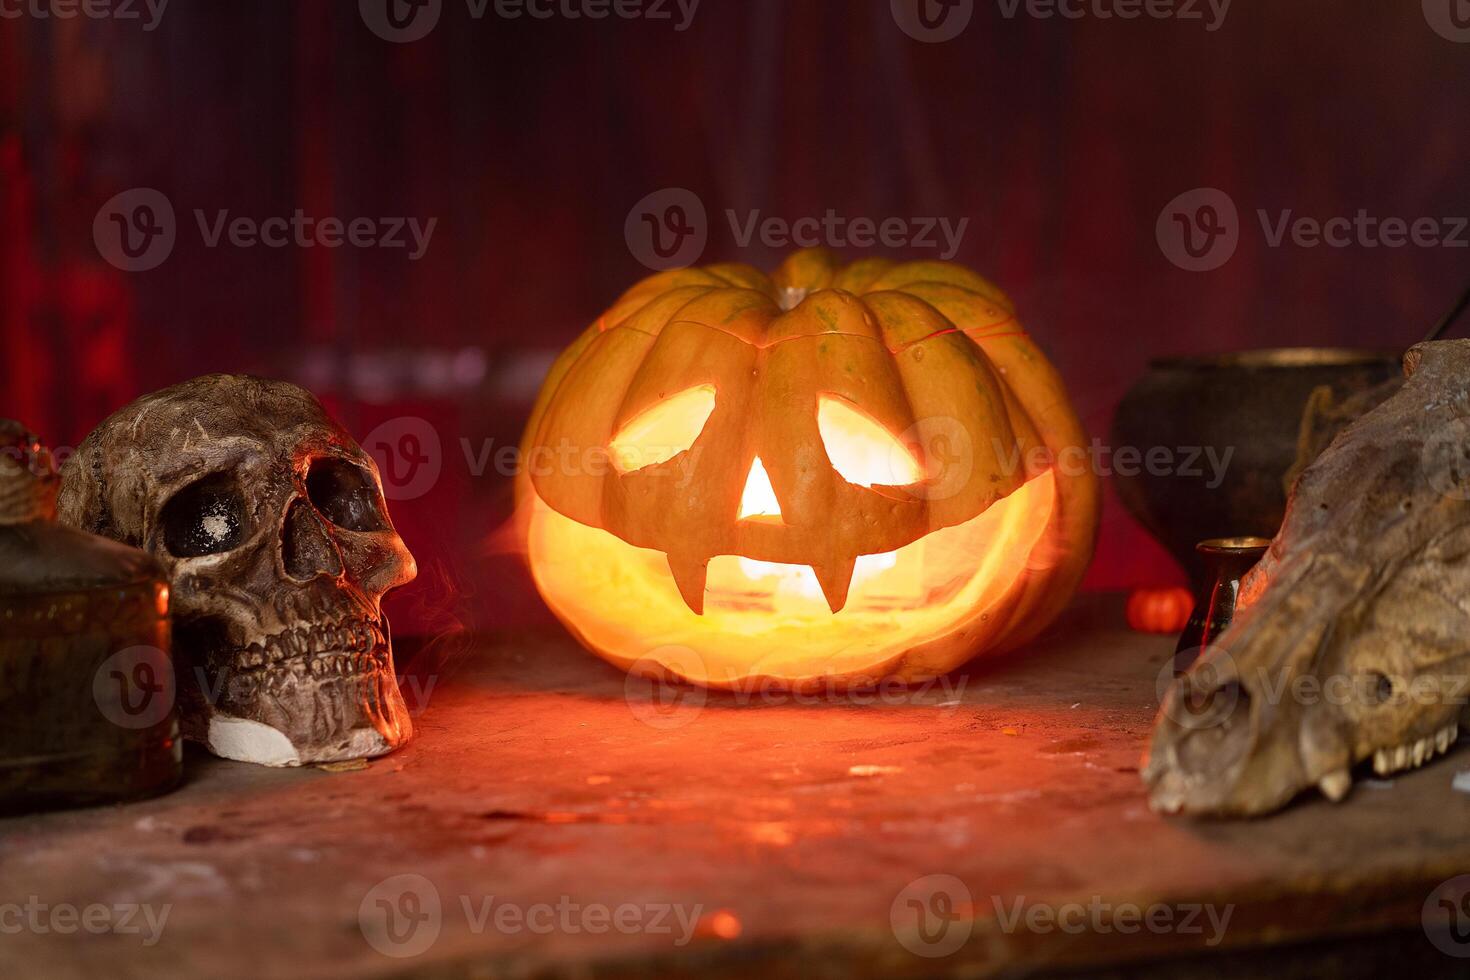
[771,247,838,301]
[778,287,809,311]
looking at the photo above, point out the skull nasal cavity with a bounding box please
[283,498,344,581]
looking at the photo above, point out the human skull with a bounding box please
[58,374,417,766]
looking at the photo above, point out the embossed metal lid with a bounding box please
[0,420,59,525]
[0,420,161,595]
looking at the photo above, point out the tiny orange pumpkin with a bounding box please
[1126,586,1194,634]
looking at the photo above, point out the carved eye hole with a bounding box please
[1368,672,1395,704]
[610,384,716,474]
[161,472,247,557]
[306,458,388,532]
[817,395,923,487]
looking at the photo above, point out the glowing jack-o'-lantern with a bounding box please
[519,249,1099,688]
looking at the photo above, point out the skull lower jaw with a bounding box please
[183,638,413,767]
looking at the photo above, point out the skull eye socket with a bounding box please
[306,458,388,532]
[816,395,923,487]
[610,384,716,474]
[161,472,247,558]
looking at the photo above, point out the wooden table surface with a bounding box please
[3,601,1469,979]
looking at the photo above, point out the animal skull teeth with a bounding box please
[1370,722,1460,777]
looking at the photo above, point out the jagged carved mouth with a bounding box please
[230,618,390,678]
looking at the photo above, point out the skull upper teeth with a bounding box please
[1371,722,1460,776]
[236,619,386,673]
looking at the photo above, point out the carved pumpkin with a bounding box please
[1126,586,1194,634]
[520,249,1099,688]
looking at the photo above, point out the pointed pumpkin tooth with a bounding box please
[1437,727,1453,753]
[1318,769,1351,802]
[1413,739,1427,766]
[811,557,857,613]
[1394,745,1410,770]
[1373,749,1390,775]
[665,553,709,615]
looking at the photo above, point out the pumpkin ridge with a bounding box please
[607,284,724,337]
[655,320,951,354]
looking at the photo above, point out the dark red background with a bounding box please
[3,1,1467,636]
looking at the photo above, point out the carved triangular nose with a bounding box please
[282,498,344,581]
[738,457,783,522]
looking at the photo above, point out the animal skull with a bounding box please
[1144,341,1470,816]
[58,375,417,766]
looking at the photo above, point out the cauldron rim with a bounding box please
[1147,347,1402,371]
